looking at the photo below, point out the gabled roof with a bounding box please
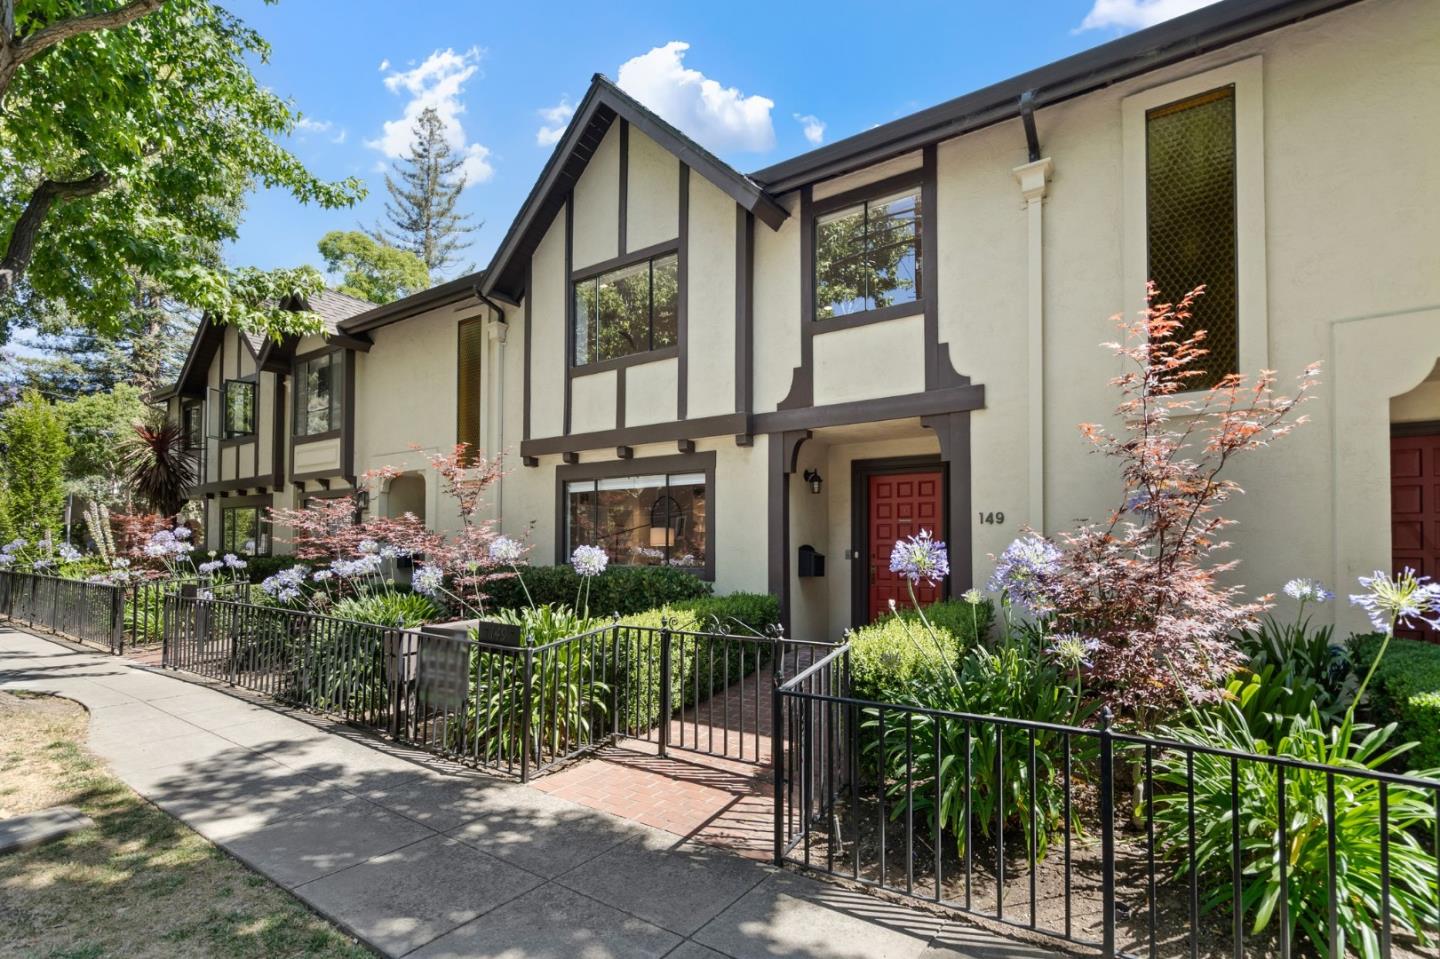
[159,290,378,399]
[482,74,788,303]
[748,0,1362,192]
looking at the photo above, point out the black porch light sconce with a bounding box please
[803,469,823,495]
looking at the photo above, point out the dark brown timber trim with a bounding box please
[677,163,690,421]
[754,384,985,435]
[617,118,629,256]
[921,411,974,592]
[767,430,811,631]
[569,239,679,283]
[520,412,748,458]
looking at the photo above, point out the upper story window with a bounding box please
[572,251,678,367]
[814,186,922,321]
[294,352,337,437]
[457,318,484,459]
[222,379,256,438]
[182,404,203,450]
[1146,85,1238,388]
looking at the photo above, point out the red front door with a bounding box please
[1392,432,1440,639]
[867,470,945,622]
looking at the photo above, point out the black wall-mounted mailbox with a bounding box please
[798,544,826,578]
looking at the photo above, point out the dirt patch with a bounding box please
[0,691,371,959]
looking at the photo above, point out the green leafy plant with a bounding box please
[1,390,69,538]
[331,591,440,629]
[1152,704,1438,959]
[868,620,1095,861]
[1350,633,1440,769]
[849,598,994,704]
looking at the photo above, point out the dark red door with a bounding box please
[1391,432,1440,639]
[867,470,945,622]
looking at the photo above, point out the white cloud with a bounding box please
[794,113,825,146]
[1077,0,1219,32]
[536,98,575,147]
[295,116,347,144]
[368,47,494,186]
[617,42,775,153]
[378,58,390,71]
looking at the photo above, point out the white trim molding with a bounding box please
[1122,56,1268,379]
[1013,156,1053,534]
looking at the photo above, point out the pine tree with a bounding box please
[372,107,479,277]
[1,390,70,539]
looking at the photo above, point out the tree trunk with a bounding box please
[0,171,112,297]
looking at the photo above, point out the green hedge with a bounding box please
[849,598,994,704]
[614,592,780,732]
[1350,633,1440,770]
[483,564,712,616]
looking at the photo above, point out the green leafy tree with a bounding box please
[317,230,429,305]
[0,0,365,344]
[57,385,147,486]
[372,106,478,277]
[1,389,69,538]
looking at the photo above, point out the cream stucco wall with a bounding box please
[570,370,617,434]
[627,129,680,250]
[528,208,568,440]
[571,123,620,271]
[685,177,738,419]
[627,357,678,426]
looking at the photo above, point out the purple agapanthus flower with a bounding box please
[489,536,524,565]
[1283,578,1334,604]
[412,564,445,596]
[987,533,1063,615]
[889,529,950,586]
[571,545,609,577]
[1350,568,1440,633]
[1048,633,1100,670]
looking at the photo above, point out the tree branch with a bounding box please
[13,0,165,66]
[0,171,113,297]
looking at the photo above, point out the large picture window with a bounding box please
[223,380,256,438]
[221,505,269,555]
[814,187,921,321]
[294,352,337,437]
[565,472,707,571]
[1146,85,1238,389]
[572,252,678,367]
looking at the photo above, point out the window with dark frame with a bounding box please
[564,472,707,571]
[220,505,269,555]
[222,379,256,438]
[572,251,678,367]
[1146,85,1239,389]
[294,352,337,437]
[814,186,922,321]
[182,404,204,450]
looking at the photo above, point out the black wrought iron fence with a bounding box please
[122,575,250,651]
[774,641,1440,959]
[0,570,125,652]
[159,595,819,781]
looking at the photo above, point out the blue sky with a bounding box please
[228,0,1216,281]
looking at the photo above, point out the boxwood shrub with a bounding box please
[613,592,780,732]
[849,598,994,704]
[1350,632,1440,770]
[484,564,712,616]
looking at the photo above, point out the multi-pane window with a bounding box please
[565,473,707,570]
[1146,85,1238,388]
[814,187,921,320]
[182,404,204,450]
[294,353,337,437]
[223,380,256,438]
[572,252,678,366]
[221,506,268,555]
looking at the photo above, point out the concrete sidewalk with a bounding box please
[0,627,1060,959]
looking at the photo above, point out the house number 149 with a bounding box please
[978,511,1005,525]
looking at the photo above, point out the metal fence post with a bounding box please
[658,620,673,758]
[1098,706,1117,959]
[109,586,125,655]
[520,647,534,783]
[772,671,785,867]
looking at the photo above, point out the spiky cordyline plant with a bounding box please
[122,421,196,520]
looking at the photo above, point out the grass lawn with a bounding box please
[0,690,373,959]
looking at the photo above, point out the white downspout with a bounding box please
[1013,157,1053,534]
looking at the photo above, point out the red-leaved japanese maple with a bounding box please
[1051,286,1320,717]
